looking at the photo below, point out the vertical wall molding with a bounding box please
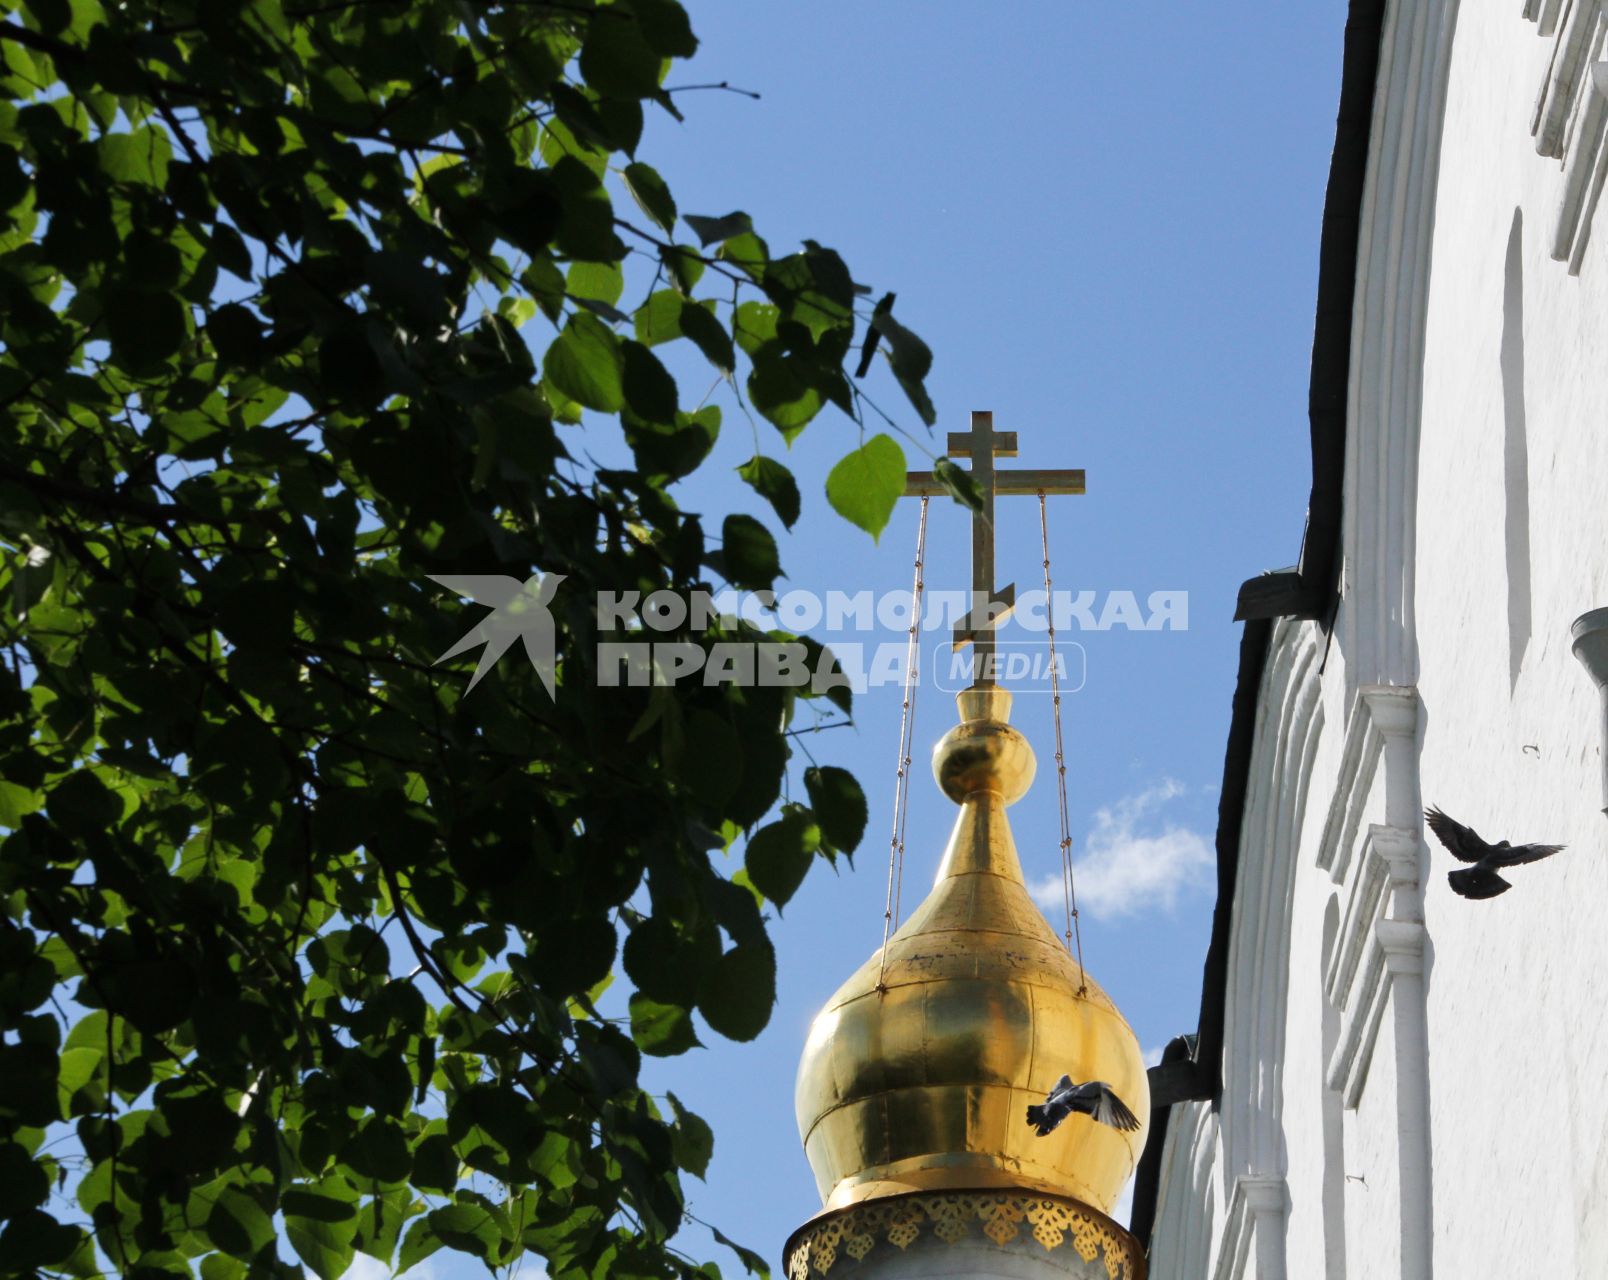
[1365,686,1433,1280]
[1521,0,1608,272]
[1210,1177,1291,1280]
[1339,0,1462,696]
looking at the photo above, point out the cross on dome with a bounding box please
[902,410,1085,688]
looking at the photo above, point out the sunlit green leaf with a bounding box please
[825,433,905,540]
[544,311,624,412]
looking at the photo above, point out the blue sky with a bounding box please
[432,2,1350,1275]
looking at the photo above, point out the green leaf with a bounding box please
[712,1222,772,1280]
[661,242,705,295]
[684,211,753,246]
[356,1187,418,1262]
[680,300,735,374]
[635,289,684,346]
[623,162,677,234]
[205,1185,275,1258]
[869,307,932,381]
[681,708,740,808]
[747,346,823,436]
[343,1116,412,1183]
[736,455,800,529]
[208,223,253,282]
[207,302,265,367]
[622,917,714,1008]
[0,1209,80,1270]
[621,339,679,424]
[283,1185,359,1280]
[667,1092,714,1179]
[104,286,187,375]
[0,1043,62,1125]
[717,229,768,280]
[398,1217,444,1274]
[543,311,624,412]
[200,1255,247,1280]
[635,0,699,56]
[869,309,936,425]
[98,126,171,187]
[0,1141,49,1216]
[97,957,197,1034]
[743,805,821,908]
[580,10,668,99]
[56,1045,103,1118]
[696,939,775,1042]
[629,993,701,1056]
[718,514,780,591]
[410,1133,459,1194]
[428,1200,505,1260]
[0,780,41,828]
[567,259,625,307]
[825,433,905,540]
[932,456,984,513]
[804,765,867,855]
[733,300,778,356]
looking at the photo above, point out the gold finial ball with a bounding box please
[933,717,1036,804]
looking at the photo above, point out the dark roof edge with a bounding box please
[1128,616,1270,1244]
[1233,0,1386,627]
[1132,0,1389,1253]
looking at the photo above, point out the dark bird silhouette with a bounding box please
[1424,806,1564,900]
[1025,1075,1140,1136]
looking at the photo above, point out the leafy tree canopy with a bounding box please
[0,1,966,1277]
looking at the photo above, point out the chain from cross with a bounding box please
[903,410,1085,689]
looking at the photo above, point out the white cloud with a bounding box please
[1031,779,1213,921]
[329,1253,445,1280]
[327,1254,545,1280]
[339,1258,395,1280]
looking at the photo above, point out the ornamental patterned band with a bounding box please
[783,1190,1142,1280]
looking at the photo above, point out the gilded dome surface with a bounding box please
[794,690,1149,1215]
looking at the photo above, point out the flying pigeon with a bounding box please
[1424,806,1565,900]
[1025,1075,1140,1136]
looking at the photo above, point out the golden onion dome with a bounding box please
[794,688,1149,1216]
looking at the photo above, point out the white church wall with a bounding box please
[1414,1,1608,1275]
[1341,999,1401,1279]
[1270,811,1339,1280]
[1147,1102,1218,1280]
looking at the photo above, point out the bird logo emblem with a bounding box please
[428,573,565,696]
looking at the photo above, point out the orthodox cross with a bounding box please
[903,411,1085,688]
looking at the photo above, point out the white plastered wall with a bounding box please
[1413,0,1608,1275]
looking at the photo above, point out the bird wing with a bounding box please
[1491,841,1565,868]
[1051,1074,1074,1096]
[1424,807,1492,863]
[1091,1084,1142,1133]
[427,574,523,608]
